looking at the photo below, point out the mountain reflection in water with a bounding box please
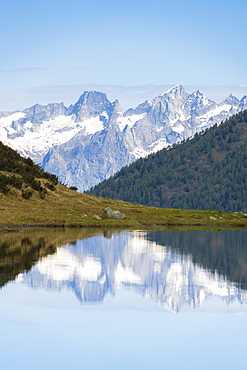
[8,229,247,313]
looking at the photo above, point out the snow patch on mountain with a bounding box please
[200,104,233,121]
[0,111,25,126]
[116,113,146,131]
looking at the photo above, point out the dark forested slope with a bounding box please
[87,110,247,212]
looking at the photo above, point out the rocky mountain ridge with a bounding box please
[0,85,246,191]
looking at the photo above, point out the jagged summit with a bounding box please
[0,85,247,191]
[73,90,109,107]
[163,84,186,96]
[67,90,113,121]
[23,102,67,124]
[223,93,239,105]
[239,95,247,108]
[189,89,206,99]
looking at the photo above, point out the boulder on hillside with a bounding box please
[103,207,126,220]
[93,215,102,220]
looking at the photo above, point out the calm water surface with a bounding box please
[0,228,247,370]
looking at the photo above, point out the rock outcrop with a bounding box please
[103,207,126,220]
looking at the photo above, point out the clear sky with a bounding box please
[1,0,247,110]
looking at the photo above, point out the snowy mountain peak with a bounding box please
[190,89,204,98]
[239,95,247,108]
[76,90,109,105]
[188,89,212,104]
[158,85,188,106]
[68,90,113,122]
[222,93,239,106]
[164,84,186,96]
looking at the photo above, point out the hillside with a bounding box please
[1,140,247,229]
[0,140,58,199]
[87,110,247,213]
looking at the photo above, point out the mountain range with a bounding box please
[0,85,247,191]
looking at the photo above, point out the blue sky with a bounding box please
[1,0,247,110]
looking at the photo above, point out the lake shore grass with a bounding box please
[1,183,247,231]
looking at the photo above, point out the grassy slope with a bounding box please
[1,180,247,229]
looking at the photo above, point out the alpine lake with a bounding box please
[0,227,247,370]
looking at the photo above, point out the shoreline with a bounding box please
[1,220,247,233]
[1,184,247,232]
